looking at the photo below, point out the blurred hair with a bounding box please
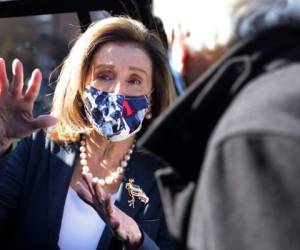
[231,0,300,38]
[48,16,176,143]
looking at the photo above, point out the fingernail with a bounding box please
[12,60,17,74]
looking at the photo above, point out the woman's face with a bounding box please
[87,42,153,98]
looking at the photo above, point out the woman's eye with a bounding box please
[96,72,113,81]
[128,78,142,85]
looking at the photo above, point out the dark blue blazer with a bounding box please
[0,130,173,250]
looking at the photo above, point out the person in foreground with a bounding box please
[0,16,175,250]
[140,0,300,249]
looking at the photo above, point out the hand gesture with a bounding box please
[0,58,58,151]
[74,173,143,249]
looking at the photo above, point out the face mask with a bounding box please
[84,86,150,142]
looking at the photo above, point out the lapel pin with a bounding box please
[125,178,149,208]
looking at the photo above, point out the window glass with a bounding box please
[0,13,81,115]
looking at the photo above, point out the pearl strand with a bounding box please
[79,135,135,186]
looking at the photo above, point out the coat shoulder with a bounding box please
[211,63,300,147]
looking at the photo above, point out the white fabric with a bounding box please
[58,187,117,250]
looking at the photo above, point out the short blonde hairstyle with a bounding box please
[48,16,176,143]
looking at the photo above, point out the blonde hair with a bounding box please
[48,16,176,143]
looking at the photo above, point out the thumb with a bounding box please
[103,193,114,216]
[30,115,58,130]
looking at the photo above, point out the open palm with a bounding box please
[0,58,57,145]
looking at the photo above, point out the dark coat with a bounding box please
[0,130,174,250]
[139,24,300,250]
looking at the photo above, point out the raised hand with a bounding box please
[0,58,58,153]
[75,173,143,249]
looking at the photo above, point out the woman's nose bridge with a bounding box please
[109,78,123,93]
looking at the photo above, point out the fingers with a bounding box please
[93,184,120,230]
[82,172,96,197]
[11,59,24,97]
[103,192,114,217]
[74,181,94,206]
[29,115,58,131]
[81,172,116,220]
[0,58,8,96]
[24,68,42,102]
[0,58,42,101]
[92,179,107,203]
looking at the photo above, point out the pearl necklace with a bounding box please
[79,135,135,186]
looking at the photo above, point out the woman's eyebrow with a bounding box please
[129,66,148,76]
[93,64,115,70]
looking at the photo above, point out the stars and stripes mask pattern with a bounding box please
[84,86,150,141]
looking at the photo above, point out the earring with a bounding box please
[145,113,152,120]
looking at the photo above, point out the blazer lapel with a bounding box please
[116,153,155,219]
[47,143,77,246]
[97,151,156,250]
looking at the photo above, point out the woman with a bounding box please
[0,16,176,250]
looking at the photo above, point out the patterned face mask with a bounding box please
[84,86,150,141]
